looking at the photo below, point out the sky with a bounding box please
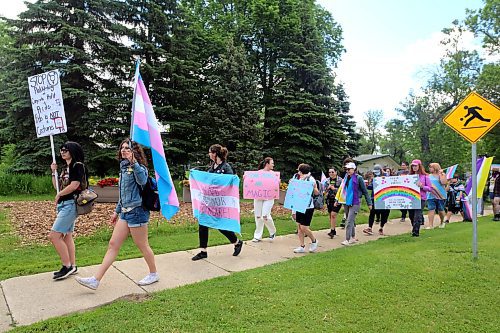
[2,0,486,125]
[317,0,485,124]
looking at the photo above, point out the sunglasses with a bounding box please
[60,148,68,153]
[329,171,336,173]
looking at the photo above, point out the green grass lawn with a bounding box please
[9,217,500,333]
[0,201,399,281]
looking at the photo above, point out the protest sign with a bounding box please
[284,179,314,213]
[243,171,280,200]
[373,175,421,209]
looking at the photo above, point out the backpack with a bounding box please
[306,176,324,210]
[138,176,161,211]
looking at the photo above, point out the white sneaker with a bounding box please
[348,239,358,244]
[269,233,276,241]
[138,272,159,286]
[341,240,350,246]
[76,276,99,290]
[309,240,318,252]
[439,223,446,229]
[293,246,306,253]
[251,238,261,243]
[424,226,432,230]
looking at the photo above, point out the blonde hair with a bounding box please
[429,163,441,173]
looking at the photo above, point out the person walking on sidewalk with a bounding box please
[340,162,372,246]
[427,162,448,229]
[49,142,86,280]
[76,139,159,290]
[363,164,390,236]
[293,163,320,253]
[323,167,343,238]
[251,157,277,242]
[191,144,243,261]
[408,159,431,237]
[492,168,500,221]
[397,161,410,222]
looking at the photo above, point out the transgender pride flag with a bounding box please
[189,170,241,234]
[131,61,179,220]
[444,164,458,179]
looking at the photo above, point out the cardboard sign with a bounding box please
[284,179,314,213]
[373,175,421,209]
[28,70,67,138]
[243,171,280,200]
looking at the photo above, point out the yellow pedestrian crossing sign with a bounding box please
[443,91,500,143]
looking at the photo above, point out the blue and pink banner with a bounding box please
[444,164,458,179]
[131,61,179,220]
[243,171,280,200]
[284,179,314,213]
[189,170,241,234]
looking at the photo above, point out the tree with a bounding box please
[465,0,499,55]
[359,110,383,155]
[379,119,411,163]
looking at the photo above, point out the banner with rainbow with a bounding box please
[373,175,421,209]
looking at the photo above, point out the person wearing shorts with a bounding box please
[293,163,319,254]
[49,141,85,281]
[76,138,159,290]
[323,168,343,238]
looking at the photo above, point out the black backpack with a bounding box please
[139,176,161,211]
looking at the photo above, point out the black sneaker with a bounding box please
[53,265,78,276]
[53,265,76,280]
[192,251,208,261]
[327,229,336,238]
[233,240,243,256]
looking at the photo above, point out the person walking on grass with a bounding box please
[427,162,448,229]
[340,162,372,246]
[49,142,86,280]
[191,144,243,261]
[293,163,320,253]
[408,159,431,237]
[363,165,390,237]
[323,167,343,238]
[76,139,159,290]
[397,161,410,222]
[251,157,277,242]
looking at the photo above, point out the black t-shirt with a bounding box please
[58,162,85,202]
[208,161,234,175]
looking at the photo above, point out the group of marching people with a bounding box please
[47,140,495,291]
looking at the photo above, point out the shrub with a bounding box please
[0,172,53,196]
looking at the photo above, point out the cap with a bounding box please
[411,159,422,166]
[345,162,356,169]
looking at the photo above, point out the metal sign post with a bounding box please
[471,143,477,259]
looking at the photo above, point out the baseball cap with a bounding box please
[345,162,356,169]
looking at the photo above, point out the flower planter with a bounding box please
[92,186,119,203]
[182,187,191,203]
[278,190,286,205]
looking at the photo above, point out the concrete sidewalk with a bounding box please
[0,211,491,331]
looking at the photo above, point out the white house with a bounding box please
[353,154,400,174]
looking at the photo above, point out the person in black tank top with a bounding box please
[192,144,243,261]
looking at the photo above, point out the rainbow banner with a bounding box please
[189,169,241,234]
[335,177,347,204]
[444,164,458,179]
[243,171,280,200]
[373,175,421,209]
[131,61,179,220]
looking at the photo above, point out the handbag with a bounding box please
[74,162,98,215]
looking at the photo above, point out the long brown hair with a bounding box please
[410,163,427,175]
[117,138,148,167]
[209,144,228,162]
[258,157,273,170]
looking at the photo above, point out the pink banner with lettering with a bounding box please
[243,171,280,200]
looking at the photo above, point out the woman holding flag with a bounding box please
[76,139,159,290]
[191,144,243,261]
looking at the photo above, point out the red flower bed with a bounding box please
[97,177,119,187]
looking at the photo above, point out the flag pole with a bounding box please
[130,59,141,139]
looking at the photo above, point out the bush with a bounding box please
[0,172,54,196]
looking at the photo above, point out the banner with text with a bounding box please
[243,171,280,200]
[28,70,67,138]
[284,179,314,213]
[373,175,421,209]
[189,170,241,234]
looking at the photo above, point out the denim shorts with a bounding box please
[427,198,445,211]
[52,200,78,234]
[120,206,150,228]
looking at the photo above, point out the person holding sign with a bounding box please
[251,157,278,242]
[49,142,85,280]
[191,144,243,261]
[76,139,159,290]
[408,160,431,237]
[363,164,390,236]
[340,162,372,246]
[293,163,319,253]
[426,163,448,229]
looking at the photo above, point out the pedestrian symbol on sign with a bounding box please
[460,105,491,129]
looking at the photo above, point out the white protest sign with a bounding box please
[28,70,67,138]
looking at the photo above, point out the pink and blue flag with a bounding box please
[189,170,241,234]
[320,171,327,184]
[444,164,458,179]
[131,62,179,220]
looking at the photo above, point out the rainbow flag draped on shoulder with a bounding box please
[131,61,179,220]
[189,170,241,234]
[335,177,347,204]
